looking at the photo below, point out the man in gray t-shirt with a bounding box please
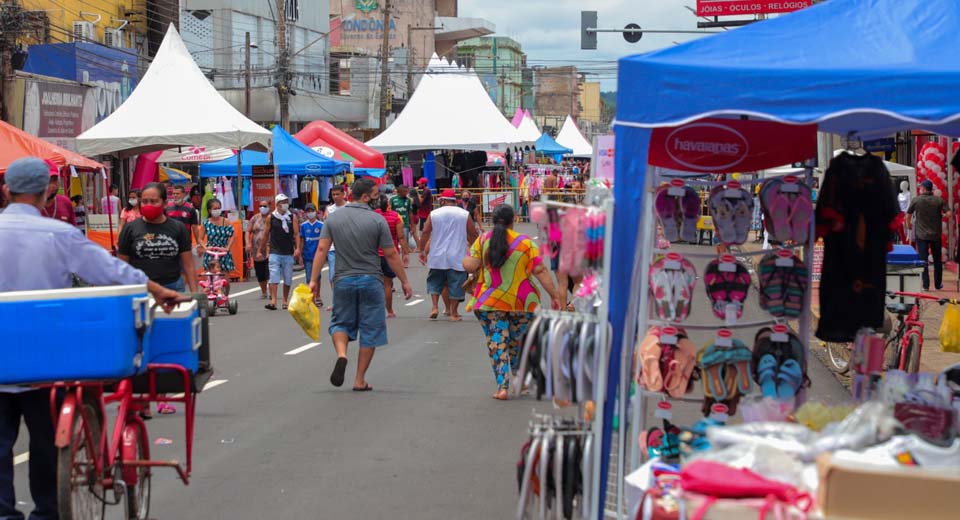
[309,178,412,391]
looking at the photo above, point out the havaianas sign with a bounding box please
[355,0,378,13]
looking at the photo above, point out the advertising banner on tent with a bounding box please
[593,135,615,181]
[696,1,812,17]
[647,118,816,173]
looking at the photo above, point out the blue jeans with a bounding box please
[163,278,185,292]
[0,390,58,520]
[269,253,294,286]
[304,257,315,285]
[330,275,387,347]
[327,251,336,283]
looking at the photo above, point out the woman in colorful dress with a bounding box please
[463,204,562,400]
[119,189,140,232]
[199,198,236,285]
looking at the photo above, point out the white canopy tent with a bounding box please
[515,113,542,143]
[77,25,271,157]
[555,115,593,157]
[366,55,530,153]
[156,146,236,164]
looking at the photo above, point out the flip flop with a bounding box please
[264,303,277,310]
[697,345,728,400]
[733,197,754,244]
[789,189,813,244]
[727,344,754,396]
[638,329,663,392]
[757,354,779,398]
[654,186,681,242]
[429,311,439,320]
[449,315,463,322]
[777,359,804,400]
[353,384,373,392]
[680,186,701,243]
[330,357,348,387]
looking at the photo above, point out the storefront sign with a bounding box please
[864,137,896,154]
[696,0,812,16]
[341,18,398,41]
[481,191,516,213]
[593,135,615,181]
[251,177,276,209]
[648,118,816,173]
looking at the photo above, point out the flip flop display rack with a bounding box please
[609,166,818,518]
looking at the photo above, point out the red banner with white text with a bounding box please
[648,118,816,173]
[696,0,812,17]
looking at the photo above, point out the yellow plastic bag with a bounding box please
[939,302,960,353]
[288,283,320,341]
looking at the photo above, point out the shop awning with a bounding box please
[199,126,351,178]
[0,119,102,174]
[534,132,573,156]
[295,120,384,169]
[556,116,593,157]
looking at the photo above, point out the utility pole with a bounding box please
[378,0,392,133]
[276,0,290,131]
[244,31,251,117]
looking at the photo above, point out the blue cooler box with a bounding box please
[0,285,151,384]
[887,245,925,266]
[147,300,201,372]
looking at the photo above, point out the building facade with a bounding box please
[455,36,524,118]
[534,66,582,135]
[579,81,601,124]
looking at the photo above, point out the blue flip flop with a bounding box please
[757,354,779,398]
[777,359,804,399]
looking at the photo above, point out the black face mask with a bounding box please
[368,199,378,210]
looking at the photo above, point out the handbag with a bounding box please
[679,460,812,520]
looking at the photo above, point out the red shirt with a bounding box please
[43,195,76,226]
[375,209,402,256]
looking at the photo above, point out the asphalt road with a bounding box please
[10,227,851,519]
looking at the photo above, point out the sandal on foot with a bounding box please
[352,384,373,392]
[429,311,439,320]
[264,303,277,310]
[330,357,348,387]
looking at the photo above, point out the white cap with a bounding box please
[275,193,289,203]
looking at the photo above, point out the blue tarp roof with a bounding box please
[534,132,572,155]
[601,1,960,516]
[199,126,351,178]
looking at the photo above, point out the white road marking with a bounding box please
[171,378,229,398]
[405,298,424,306]
[14,453,28,466]
[231,274,305,298]
[284,342,321,356]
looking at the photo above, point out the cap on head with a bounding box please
[5,157,52,195]
[417,178,428,185]
[922,179,934,191]
[275,193,289,203]
[441,188,457,199]
[304,203,316,211]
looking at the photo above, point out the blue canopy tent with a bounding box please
[199,126,351,177]
[603,0,960,517]
[534,132,573,159]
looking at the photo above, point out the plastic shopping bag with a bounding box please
[288,284,320,341]
[939,303,960,353]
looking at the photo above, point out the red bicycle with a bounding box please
[825,291,954,375]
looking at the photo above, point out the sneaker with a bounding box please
[833,434,960,471]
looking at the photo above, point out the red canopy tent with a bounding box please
[294,121,385,169]
[0,119,103,174]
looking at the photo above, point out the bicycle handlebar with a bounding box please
[886,291,956,305]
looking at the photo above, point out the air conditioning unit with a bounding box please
[72,21,95,42]
[104,28,125,48]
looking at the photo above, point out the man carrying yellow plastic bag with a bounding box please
[289,284,320,341]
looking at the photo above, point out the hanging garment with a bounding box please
[218,178,238,213]
[815,153,899,342]
[280,177,298,201]
[201,182,215,221]
[241,180,252,209]
[311,179,319,209]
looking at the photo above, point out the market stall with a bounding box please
[598,1,960,518]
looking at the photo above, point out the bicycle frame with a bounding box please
[49,363,197,488]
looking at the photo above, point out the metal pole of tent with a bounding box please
[237,140,244,279]
[103,167,116,252]
[590,196,615,520]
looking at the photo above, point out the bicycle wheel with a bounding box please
[903,334,922,374]
[122,422,151,520]
[57,398,104,520]
[824,341,852,374]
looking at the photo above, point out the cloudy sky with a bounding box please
[459,0,712,91]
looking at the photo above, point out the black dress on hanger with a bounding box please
[815,153,899,342]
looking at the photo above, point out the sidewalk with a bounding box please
[811,263,960,375]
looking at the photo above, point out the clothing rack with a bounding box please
[607,165,817,520]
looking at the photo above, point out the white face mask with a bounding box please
[279,203,289,212]
[306,211,317,220]
[128,199,139,206]
[210,209,222,218]
[259,206,269,215]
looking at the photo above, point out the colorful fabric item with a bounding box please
[202,220,235,272]
[470,230,543,312]
[476,310,534,391]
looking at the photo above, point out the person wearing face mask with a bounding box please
[261,193,301,310]
[42,170,76,226]
[246,200,272,299]
[166,184,202,245]
[0,158,181,520]
[199,198,236,277]
[299,203,324,305]
[119,189,141,232]
[118,182,198,293]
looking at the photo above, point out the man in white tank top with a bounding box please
[419,189,479,321]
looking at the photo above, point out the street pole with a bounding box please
[276,0,290,131]
[406,23,413,101]
[244,31,251,118]
[378,0,392,133]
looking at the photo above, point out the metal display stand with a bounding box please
[606,165,818,519]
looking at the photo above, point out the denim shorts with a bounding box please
[427,268,468,300]
[163,278,185,292]
[268,253,294,286]
[327,251,336,283]
[330,275,388,347]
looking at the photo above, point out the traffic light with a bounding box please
[581,11,597,50]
